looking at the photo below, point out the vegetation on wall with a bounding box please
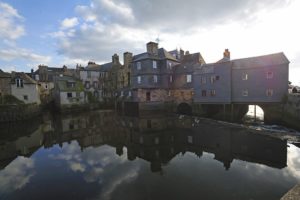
[0,95,24,105]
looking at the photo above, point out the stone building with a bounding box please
[11,72,41,104]
[0,69,11,97]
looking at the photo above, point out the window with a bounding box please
[187,74,192,83]
[168,62,172,69]
[87,71,91,78]
[45,84,48,89]
[266,89,273,96]
[202,90,207,97]
[210,90,216,96]
[242,89,248,96]
[93,81,98,88]
[168,90,171,96]
[137,62,141,70]
[216,75,220,80]
[67,82,75,88]
[23,95,28,100]
[120,91,124,96]
[201,76,206,84]
[266,71,273,79]
[16,79,23,88]
[211,76,216,83]
[242,73,248,80]
[155,137,159,145]
[139,136,144,144]
[153,60,157,69]
[153,75,158,83]
[67,92,73,98]
[35,74,39,81]
[128,91,132,97]
[137,76,141,84]
[169,75,173,83]
[85,81,90,89]
[188,136,193,144]
[146,92,151,101]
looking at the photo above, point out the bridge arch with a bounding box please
[177,102,192,115]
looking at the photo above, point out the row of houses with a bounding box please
[0,41,289,112]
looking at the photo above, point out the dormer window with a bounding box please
[16,78,23,88]
[153,61,157,69]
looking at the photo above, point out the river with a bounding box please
[0,110,300,200]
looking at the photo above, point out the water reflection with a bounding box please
[0,111,288,173]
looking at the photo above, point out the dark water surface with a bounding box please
[0,110,300,200]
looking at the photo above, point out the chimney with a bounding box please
[112,54,119,64]
[123,52,133,68]
[180,49,185,59]
[223,49,230,59]
[146,41,158,55]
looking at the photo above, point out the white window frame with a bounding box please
[266,89,273,96]
[137,62,141,70]
[242,73,248,80]
[186,74,192,83]
[266,71,273,79]
[242,89,248,96]
[137,76,141,84]
[210,89,216,96]
[153,75,158,83]
[153,60,157,69]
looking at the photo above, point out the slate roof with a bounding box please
[11,72,37,84]
[85,62,112,72]
[172,53,206,74]
[231,52,289,69]
[133,48,178,62]
[0,69,11,78]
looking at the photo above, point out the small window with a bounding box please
[93,81,98,88]
[242,89,248,96]
[155,137,159,145]
[242,73,248,80]
[188,136,193,144]
[67,92,73,98]
[201,77,206,84]
[23,95,28,100]
[153,61,157,69]
[187,74,192,83]
[211,76,216,83]
[137,62,141,70]
[85,81,90,89]
[120,91,124,96]
[146,91,151,101]
[167,90,171,96]
[153,75,158,83]
[210,90,216,96]
[45,84,48,89]
[87,71,91,78]
[128,91,132,97]
[168,62,172,69]
[169,75,173,83]
[202,90,207,97]
[266,72,273,79]
[137,76,141,84]
[216,75,220,80]
[266,89,273,96]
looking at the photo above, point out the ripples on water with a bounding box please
[0,110,300,200]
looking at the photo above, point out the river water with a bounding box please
[0,110,300,200]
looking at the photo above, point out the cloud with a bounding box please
[52,0,291,64]
[0,48,51,63]
[61,17,79,30]
[0,157,35,194]
[0,2,25,40]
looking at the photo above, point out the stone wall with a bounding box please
[0,104,41,122]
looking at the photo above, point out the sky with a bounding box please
[0,0,299,84]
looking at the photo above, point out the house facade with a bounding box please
[10,72,41,104]
[53,75,85,108]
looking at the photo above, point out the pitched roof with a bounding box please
[11,72,37,84]
[133,48,178,62]
[231,52,289,69]
[0,69,11,78]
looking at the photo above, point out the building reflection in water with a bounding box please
[0,111,287,172]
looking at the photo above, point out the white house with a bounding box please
[11,72,41,104]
